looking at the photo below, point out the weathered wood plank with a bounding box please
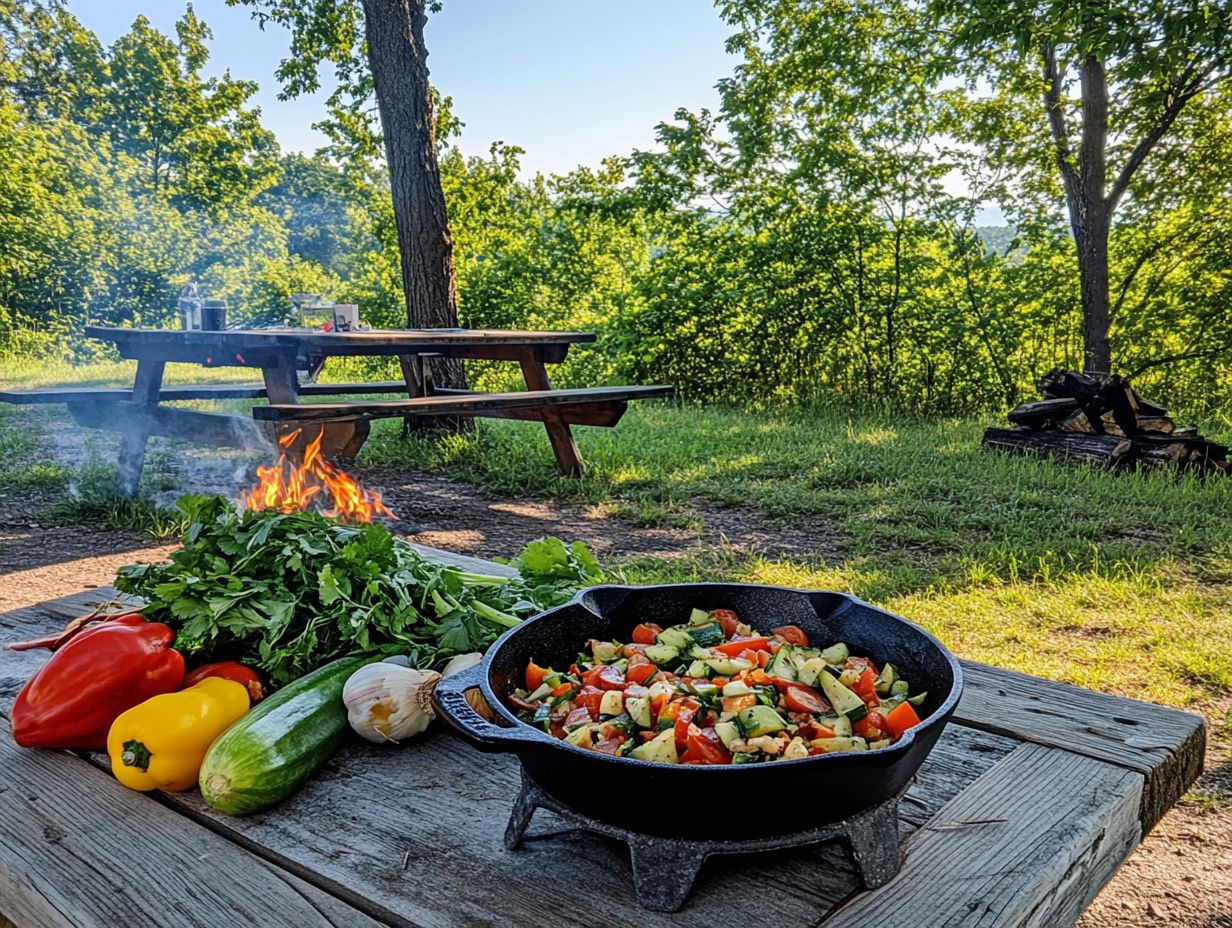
[0,717,388,928]
[825,743,1143,928]
[69,400,271,450]
[954,661,1204,831]
[0,380,415,403]
[251,385,674,423]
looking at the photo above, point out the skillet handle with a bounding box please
[432,660,542,751]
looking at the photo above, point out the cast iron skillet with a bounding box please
[434,583,963,839]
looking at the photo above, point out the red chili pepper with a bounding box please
[11,613,184,750]
[182,661,265,703]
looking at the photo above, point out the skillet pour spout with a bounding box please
[433,583,963,840]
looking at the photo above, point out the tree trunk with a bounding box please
[360,0,466,390]
[1068,54,1114,376]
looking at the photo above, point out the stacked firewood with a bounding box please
[982,370,1230,475]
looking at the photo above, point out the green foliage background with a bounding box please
[1,0,1230,423]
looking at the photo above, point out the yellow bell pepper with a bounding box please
[107,677,250,792]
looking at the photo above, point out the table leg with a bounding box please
[519,354,583,477]
[116,358,166,497]
[262,354,367,460]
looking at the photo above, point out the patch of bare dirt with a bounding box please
[362,466,846,563]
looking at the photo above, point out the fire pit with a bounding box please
[243,427,394,522]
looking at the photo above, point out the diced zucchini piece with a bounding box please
[818,672,870,722]
[704,656,754,675]
[879,695,906,712]
[688,623,725,647]
[875,662,898,695]
[655,627,694,650]
[820,642,849,663]
[721,680,752,697]
[686,659,710,678]
[714,719,741,748]
[732,752,762,764]
[688,607,713,626]
[628,728,679,764]
[566,725,594,748]
[644,643,681,666]
[838,667,861,688]
[591,640,619,662]
[869,738,892,750]
[797,657,825,688]
[908,691,928,707]
[891,679,910,696]
[831,715,853,737]
[809,735,868,753]
[766,646,796,681]
[525,681,555,701]
[598,690,624,717]
[736,704,788,738]
[626,696,652,728]
[647,679,676,700]
[689,682,719,702]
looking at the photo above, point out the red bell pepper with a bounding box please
[11,613,184,750]
[182,661,265,703]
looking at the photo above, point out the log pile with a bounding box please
[982,371,1229,476]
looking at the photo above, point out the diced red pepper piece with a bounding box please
[709,609,741,637]
[853,710,888,740]
[771,625,809,646]
[884,700,921,738]
[681,730,732,764]
[574,685,604,717]
[626,662,657,685]
[851,666,879,704]
[582,665,626,691]
[631,623,662,645]
[714,637,771,656]
[549,682,573,698]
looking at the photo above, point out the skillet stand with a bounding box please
[504,769,909,912]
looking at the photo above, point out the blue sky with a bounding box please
[66,0,737,177]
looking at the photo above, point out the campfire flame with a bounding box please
[243,428,395,523]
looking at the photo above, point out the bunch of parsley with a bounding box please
[115,494,606,687]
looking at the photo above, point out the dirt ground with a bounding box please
[0,464,1229,925]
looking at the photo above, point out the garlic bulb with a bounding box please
[343,663,442,743]
[441,652,482,677]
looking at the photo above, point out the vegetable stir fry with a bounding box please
[509,608,928,764]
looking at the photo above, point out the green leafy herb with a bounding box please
[115,495,606,687]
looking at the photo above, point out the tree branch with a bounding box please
[1039,41,1080,192]
[1107,65,1225,209]
[1128,336,1232,378]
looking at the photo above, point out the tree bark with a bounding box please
[360,0,466,390]
[1072,54,1113,376]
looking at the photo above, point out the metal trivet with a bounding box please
[504,770,910,912]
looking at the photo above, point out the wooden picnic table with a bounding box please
[0,326,672,494]
[0,546,1205,928]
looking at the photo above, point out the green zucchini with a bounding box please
[199,655,375,815]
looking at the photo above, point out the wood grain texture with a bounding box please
[0,566,1198,928]
[0,717,387,928]
[86,325,595,350]
[954,661,1205,830]
[825,744,1142,928]
[250,385,674,422]
[519,357,582,476]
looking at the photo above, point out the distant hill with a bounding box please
[976,225,1018,256]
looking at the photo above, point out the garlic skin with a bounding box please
[442,652,482,677]
[343,663,442,743]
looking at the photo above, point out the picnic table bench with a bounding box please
[0,326,673,494]
[0,547,1205,928]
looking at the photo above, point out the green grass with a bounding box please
[2,357,1229,720]
[363,404,1232,710]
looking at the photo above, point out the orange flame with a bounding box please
[243,427,395,523]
